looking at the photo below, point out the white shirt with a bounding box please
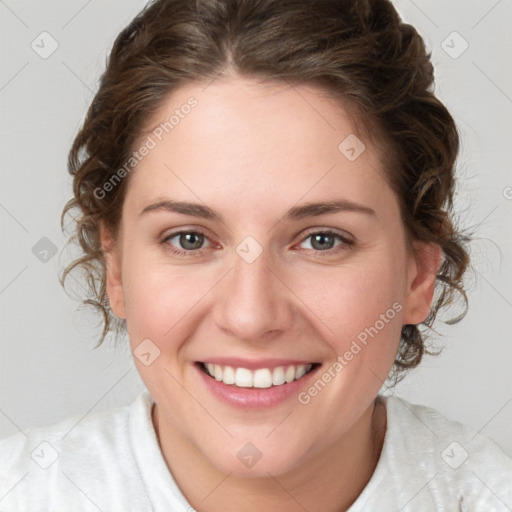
[1,392,510,511]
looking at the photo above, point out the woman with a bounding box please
[1,0,510,510]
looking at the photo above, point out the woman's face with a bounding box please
[104,76,437,477]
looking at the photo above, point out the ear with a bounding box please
[402,241,443,325]
[100,221,126,319]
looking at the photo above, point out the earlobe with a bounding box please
[100,221,126,319]
[402,241,443,325]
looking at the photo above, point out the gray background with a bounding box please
[1,0,511,457]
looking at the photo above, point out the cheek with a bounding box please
[121,250,218,352]
[288,261,406,420]
[288,252,407,379]
[124,271,187,333]
[295,259,406,337]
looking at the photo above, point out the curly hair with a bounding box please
[60,0,470,379]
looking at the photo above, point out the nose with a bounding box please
[212,245,294,343]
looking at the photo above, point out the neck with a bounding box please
[153,398,386,512]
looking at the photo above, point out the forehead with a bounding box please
[124,76,394,220]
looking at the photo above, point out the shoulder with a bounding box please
[0,398,133,467]
[385,396,511,464]
[0,392,153,511]
[377,396,512,509]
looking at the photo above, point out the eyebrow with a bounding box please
[139,198,376,222]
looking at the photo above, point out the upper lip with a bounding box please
[198,358,319,370]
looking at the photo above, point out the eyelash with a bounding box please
[161,229,354,258]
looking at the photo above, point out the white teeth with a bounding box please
[203,363,314,388]
[295,364,307,379]
[235,367,253,387]
[253,369,272,388]
[223,366,235,385]
[284,365,295,383]
[272,366,285,386]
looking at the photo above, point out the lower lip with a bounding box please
[196,363,320,408]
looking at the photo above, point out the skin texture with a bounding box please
[101,76,441,512]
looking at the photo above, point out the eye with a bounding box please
[161,228,353,258]
[162,230,212,256]
[298,230,353,254]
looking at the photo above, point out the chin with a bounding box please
[202,434,314,479]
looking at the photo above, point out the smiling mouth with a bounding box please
[198,362,319,389]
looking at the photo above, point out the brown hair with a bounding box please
[60,0,470,379]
